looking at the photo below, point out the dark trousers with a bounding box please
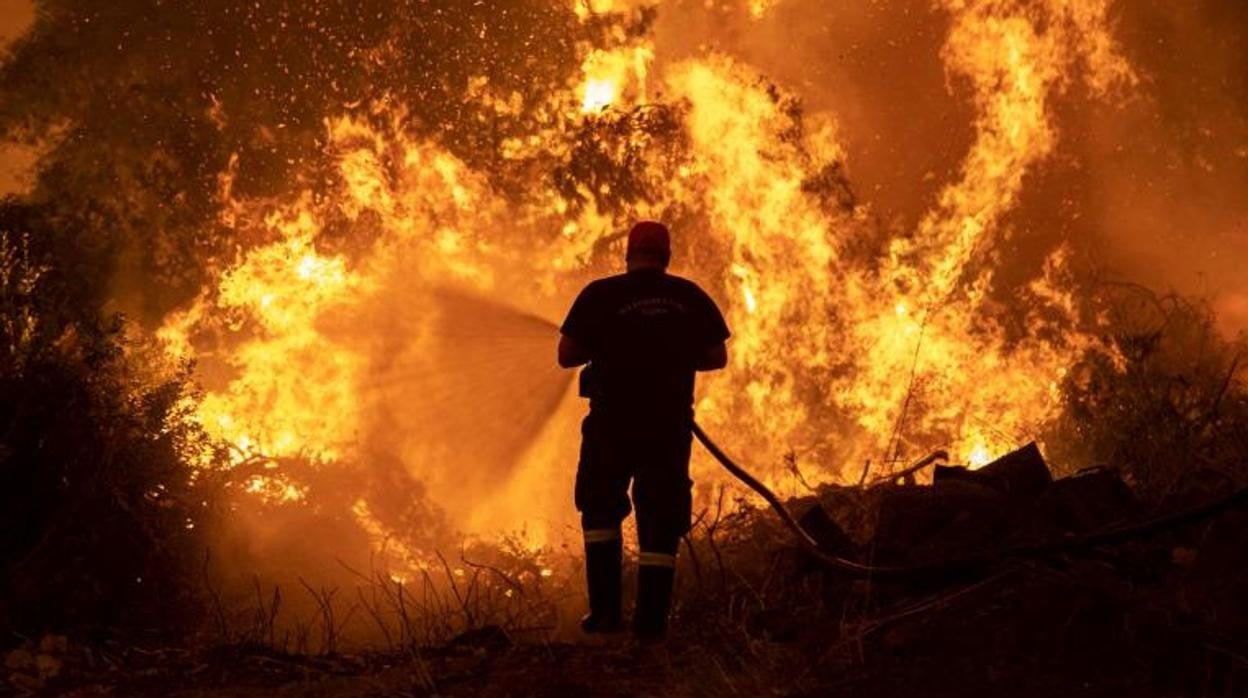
[574,409,694,556]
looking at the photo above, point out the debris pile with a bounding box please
[804,444,1145,569]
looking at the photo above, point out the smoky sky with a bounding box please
[1091,1,1248,332]
[0,0,34,194]
[0,1,32,45]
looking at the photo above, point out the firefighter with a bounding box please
[558,221,730,643]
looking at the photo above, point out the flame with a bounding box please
[579,45,653,113]
[161,201,364,467]
[158,0,1139,560]
[667,57,844,431]
[967,444,993,470]
[572,0,640,22]
[748,0,780,19]
[834,0,1136,466]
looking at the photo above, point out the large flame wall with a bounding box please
[6,0,1241,576]
[156,0,1138,557]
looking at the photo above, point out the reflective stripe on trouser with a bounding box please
[583,527,622,544]
[638,551,676,568]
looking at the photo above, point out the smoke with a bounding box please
[1086,1,1248,335]
[0,0,35,195]
[0,1,32,46]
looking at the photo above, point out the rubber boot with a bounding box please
[580,537,623,633]
[633,561,676,644]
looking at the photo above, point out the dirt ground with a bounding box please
[11,478,1248,697]
[19,550,1248,698]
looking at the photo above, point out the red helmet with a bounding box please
[626,221,671,260]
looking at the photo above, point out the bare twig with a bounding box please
[705,485,728,592]
[201,549,230,641]
[784,451,817,494]
[856,564,1021,638]
[460,552,524,594]
[250,575,280,646]
[682,507,709,592]
[435,551,474,630]
[297,577,340,655]
[868,449,950,487]
[883,318,930,470]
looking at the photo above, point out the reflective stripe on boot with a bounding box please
[634,553,676,643]
[581,529,624,633]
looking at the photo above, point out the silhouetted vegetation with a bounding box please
[0,199,221,638]
[1048,283,1248,497]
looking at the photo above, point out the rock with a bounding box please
[35,653,62,680]
[1171,547,1198,567]
[1035,466,1139,535]
[873,481,1010,566]
[38,635,69,655]
[932,465,998,491]
[977,443,1052,499]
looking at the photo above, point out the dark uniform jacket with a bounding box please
[561,269,730,420]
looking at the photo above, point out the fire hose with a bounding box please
[690,421,1248,578]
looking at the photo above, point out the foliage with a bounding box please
[0,200,220,638]
[0,0,597,320]
[1047,284,1248,498]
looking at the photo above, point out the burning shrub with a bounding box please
[1046,285,1248,499]
[0,201,222,639]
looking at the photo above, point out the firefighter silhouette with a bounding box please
[558,221,730,642]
